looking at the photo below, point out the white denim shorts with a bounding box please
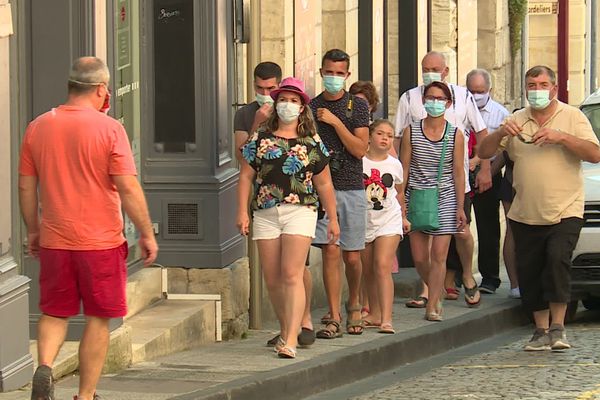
[252,204,318,240]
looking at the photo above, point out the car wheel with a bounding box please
[582,296,600,310]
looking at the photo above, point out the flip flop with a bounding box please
[464,285,481,308]
[362,319,380,329]
[378,323,395,334]
[425,311,443,322]
[297,327,316,347]
[405,296,428,308]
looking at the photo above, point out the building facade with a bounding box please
[0,0,546,391]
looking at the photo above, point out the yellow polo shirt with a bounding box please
[500,101,599,225]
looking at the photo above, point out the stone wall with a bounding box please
[167,259,250,340]
[260,0,295,77]
[478,0,520,110]
[528,0,587,105]
[430,0,458,84]
[322,0,359,87]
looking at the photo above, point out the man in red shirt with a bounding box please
[19,57,158,400]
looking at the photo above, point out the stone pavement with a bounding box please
[0,271,526,400]
[348,316,600,400]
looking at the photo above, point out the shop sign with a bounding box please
[528,2,558,15]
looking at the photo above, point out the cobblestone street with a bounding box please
[312,311,600,400]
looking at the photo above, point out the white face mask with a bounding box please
[256,93,274,107]
[473,93,490,109]
[276,102,301,123]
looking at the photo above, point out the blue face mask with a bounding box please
[423,72,442,86]
[322,75,346,94]
[424,99,447,117]
[527,90,552,110]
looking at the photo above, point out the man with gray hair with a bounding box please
[465,68,511,295]
[479,65,600,351]
[20,56,158,400]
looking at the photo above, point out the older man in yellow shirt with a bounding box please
[479,65,600,352]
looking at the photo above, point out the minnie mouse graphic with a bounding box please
[363,168,394,210]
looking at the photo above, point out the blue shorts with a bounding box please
[313,189,367,251]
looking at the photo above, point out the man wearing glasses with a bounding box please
[20,57,158,400]
[393,51,490,308]
[479,65,600,352]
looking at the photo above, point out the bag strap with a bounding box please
[436,122,450,187]
[345,94,354,118]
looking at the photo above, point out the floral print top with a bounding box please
[241,130,330,211]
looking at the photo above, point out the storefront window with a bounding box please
[114,0,142,261]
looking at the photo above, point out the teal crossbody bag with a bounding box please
[407,123,450,231]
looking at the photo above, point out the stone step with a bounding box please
[30,298,217,381]
[125,267,163,319]
[128,299,217,364]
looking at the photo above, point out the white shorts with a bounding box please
[365,211,404,243]
[252,204,318,240]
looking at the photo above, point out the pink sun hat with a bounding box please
[270,77,311,105]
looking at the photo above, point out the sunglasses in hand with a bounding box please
[516,119,535,144]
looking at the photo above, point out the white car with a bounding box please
[572,91,600,310]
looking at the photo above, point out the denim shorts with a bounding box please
[252,204,318,240]
[313,189,367,251]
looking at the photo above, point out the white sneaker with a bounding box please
[508,287,521,299]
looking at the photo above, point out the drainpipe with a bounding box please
[591,0,597,92]
[247,0,262,330]
[521,11,529,107]
[557,0,569,103]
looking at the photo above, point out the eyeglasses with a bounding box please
[516,119,535,144]
[424,96,448,102]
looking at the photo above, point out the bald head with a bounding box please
[68,56,110,94]
[422,51,447,68]
[421,51,449,82]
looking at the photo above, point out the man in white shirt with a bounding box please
[466,69,510,295]
[393,51,490,307]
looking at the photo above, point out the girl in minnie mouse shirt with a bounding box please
[361,120,411,334]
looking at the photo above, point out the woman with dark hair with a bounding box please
[349,80,380,117]
[237,77,339,358]
[399,81,467,321]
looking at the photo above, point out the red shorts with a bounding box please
[39,242,128,318]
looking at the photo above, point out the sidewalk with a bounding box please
[1,270,527,400]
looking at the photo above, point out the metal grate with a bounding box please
[571,267,600,281]
[583,203,600,227]
[167,203,198,235]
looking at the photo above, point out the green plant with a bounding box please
[508,0,528,57]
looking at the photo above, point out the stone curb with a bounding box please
[169,300,528,400]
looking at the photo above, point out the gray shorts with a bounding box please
[313,189,367,251]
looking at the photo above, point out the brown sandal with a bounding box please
[345,303,364,335]
[316,320,343,339]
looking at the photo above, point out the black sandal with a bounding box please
[464,285,481,308]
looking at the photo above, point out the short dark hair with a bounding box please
[525,65,556,85]
[253,62,282,82]
[349,81,380,112]
[321,49,350,69]
[423,81,452,101]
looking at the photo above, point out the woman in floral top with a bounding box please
[237,77,339,359]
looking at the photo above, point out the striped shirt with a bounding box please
[395,83,486,193]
